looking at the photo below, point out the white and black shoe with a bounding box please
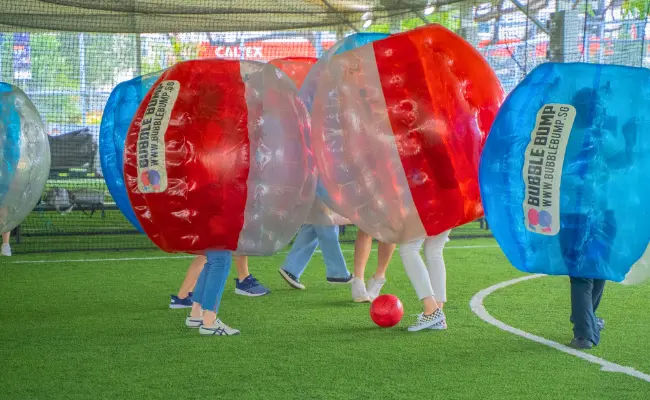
[199,319,240,336]
[278,268,305,290]
[407,309,445,332]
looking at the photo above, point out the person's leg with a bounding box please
[314,224,350,280]
[235,255,249,281]
[399,238,445,331]
[592,279,606,331]
[350,229,373,301]
[400,238,434,304]
[353,229,372,280]
[423,230,451,308]
[190,262,209,319]
[374,241,396,280]
[592,279,606,312]
[196,251,232,324]
[282,225,319,278]
[570,277,599,345]
[1,231,10,256]
[177,255,205,299]
[364,240,395,300]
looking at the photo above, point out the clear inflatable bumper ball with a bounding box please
[0,83,50,234]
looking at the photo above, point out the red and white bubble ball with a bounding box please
[310,25,504,243]
[124,59,315,255]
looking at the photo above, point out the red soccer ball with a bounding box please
[370,294,404,327]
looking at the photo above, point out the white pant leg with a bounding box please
[399,237,434,300]
[423,230,450,303]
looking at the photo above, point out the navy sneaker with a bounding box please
[169,292,193,309]
[235,274,270,297]
[326,274,353,284]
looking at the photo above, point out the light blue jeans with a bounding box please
[282,224,349,279]
[192,250,232,313]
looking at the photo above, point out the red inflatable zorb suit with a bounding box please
[310,25,504,243]
[123,59,316,254]
[268,57,317,89]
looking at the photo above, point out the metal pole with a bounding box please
[314,31,324,58]
[0,34,3,80]
[79,32,87,126]
[509,0,549,35]
[135,33,142,76]
[597,0,605,63]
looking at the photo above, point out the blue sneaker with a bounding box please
[169,292,193,309]
[235,275,270,297]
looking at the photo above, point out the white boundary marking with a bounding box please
[8,244,499,264]
[470,274,650,383]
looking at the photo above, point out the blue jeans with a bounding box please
[192,250,231,313]
[283,224,349,279]
[570,277,605,345]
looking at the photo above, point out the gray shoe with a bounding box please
[597,317,605,331]
[350,277,370,303]
[366,276,386,301]
[569,337,593,349]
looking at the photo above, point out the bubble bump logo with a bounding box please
[527,208,552,233]
[140,170,161,192]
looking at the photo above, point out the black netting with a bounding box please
[1,0,647,253]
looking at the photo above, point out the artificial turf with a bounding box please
[1,237,648,399]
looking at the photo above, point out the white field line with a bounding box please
[8,244,500,264]
[470,274,650,383]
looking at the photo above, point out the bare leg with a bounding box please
[234,255,249,281]
[202,310,217,327]
[422,296,441,315]
[190,302,202,318]
[353,229,373,279]
[178,255,205,298]
[2,231,9,244]
[373,241,395,280]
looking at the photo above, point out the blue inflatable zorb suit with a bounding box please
[480,63,650,282]
[0,82,50,234]
[300,33,388,225]
[99,71,162,232]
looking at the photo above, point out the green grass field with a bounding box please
[1,237,648,399]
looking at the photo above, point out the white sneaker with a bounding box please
[351,277,370,303]
[1,243,11,256]
[185,315,203,328]
[365,276,386,300]
[407,309,445,332]
[199,319,240,336]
